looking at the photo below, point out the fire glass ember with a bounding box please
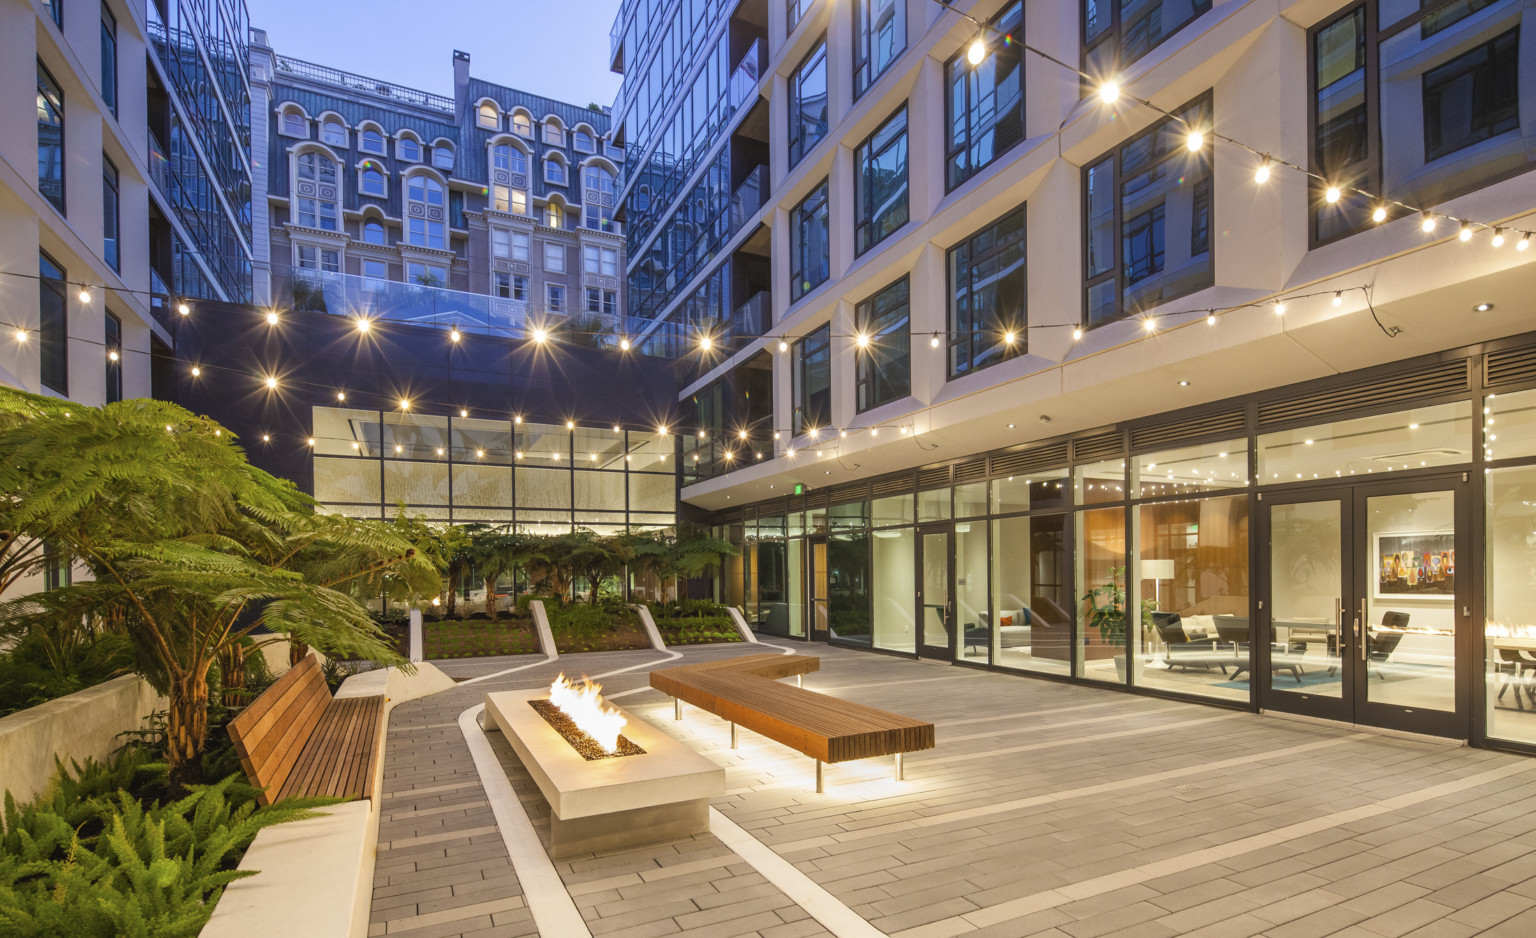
[532,674,645,760]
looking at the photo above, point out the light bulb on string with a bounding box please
[1458,222,1473,242]
[355,317,371,333]
[1143,318,1156,332]
[1324,186,1341,204]
[532,327,548,344]
[191,366,200,376]
[77,286,90,303]
[264,376,278,390]
[1518,232,1531,251]
[449,326,461,342]
[1185,129,1204,152]
[1421,213,1437,233]
[1372,205,1388,223]
[929,333,940,348]
[1274,301,1286,315]
[778,338,788,352]
[266,310,280,325]
[1492,229,1506,248]
[1098,80,1120,104]
[14,328,27,343]
[107,349,119,362]
[460,408,468,418]
[967,35,986,65]
[620,337,631,351]
[855,333,870,348]
[699,334,713,351]
[1206,312,1216,326]
[1072,327,1083,341]
[337,391,346,401]
[1332,292,1343,307]
[177,302,190,316]
[1253,158,1271,184]
[1004,330,1017,345]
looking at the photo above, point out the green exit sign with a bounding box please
[793,482,804,496]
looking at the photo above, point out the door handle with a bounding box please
[1358,599,1367,662]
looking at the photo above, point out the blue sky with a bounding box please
[250,0,626,110]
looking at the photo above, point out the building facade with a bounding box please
[249,34,627,344]
[0,0,252,410]
[611,0,1536,749]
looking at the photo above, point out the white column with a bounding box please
[409,607,424,663]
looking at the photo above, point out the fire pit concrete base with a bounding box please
[483,690,724,858]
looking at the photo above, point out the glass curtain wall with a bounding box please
[1485,388,1536,745]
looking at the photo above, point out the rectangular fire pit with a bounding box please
[482,689,724,857]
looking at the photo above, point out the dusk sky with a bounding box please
[250,0,626,110]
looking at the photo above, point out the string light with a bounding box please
[77,286,91,303]
[1421,213,1437,233]
[177,302,190,316]
[566,420,575,429]
[355,317,371,333]
[1206,312,1216,326]
[306,438,316,447]
[620,337,631,350]
[460,408,469,418]
[266,310,280,325]
[14,328,26,343]
[967,35,986,65]
[929,333,940,348]
[1143,318,1156,332]
[514,415,522,423]
[778,338,788,352]
[262,434,271,442]
[738,429,748,439]
[1458,222,1474,242]
[1332,291,1343,307]
[1274,301,1286,315]
[1324,186,1341,204]
[1492,228,1506,247]
[449,326,461,342]
[1098,80,1120,103]
[337,391,346,401]
[1372,205,1388,223]
[1185,129,1204,152]
[191,366,201,376]
[855,333,870,348]
[1253,158,1271,184]
[1518,233,1531,251]
[1003,330,1017,345]
[1072,327,1083,341]
[699,334,713,351]
[264,376,278,389]
[107,349,118,361]
[399,398,410,411]
[532,327,548,344]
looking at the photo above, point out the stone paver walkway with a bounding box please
[368,642,1536,938]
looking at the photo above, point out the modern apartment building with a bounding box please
[0,0,252,408]
[249,33,626,344]
[612,0,1536,750]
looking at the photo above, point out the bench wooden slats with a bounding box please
[650,654,934,764]
[228,653,386,806]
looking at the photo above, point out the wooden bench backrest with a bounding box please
[228,654,333,805]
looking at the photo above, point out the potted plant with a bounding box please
[1080,565,1156,681]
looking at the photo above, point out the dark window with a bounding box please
[1422,0,1499,37]
[1423,28,1519,161]
[793,324,831,435]
[949,206,1027,378]
[946,1,1025,191]
[102,154,119,270]
[856,276,910,412]
[1083,94,1213,327]
[788,40,828,168]
[855,106,908,256]
[1084,0,1212,80]
[37,61,65,215]
[496,272,512,298]
[853,0,905,99]
[789,180,830,301]
[104,311,121,403]
[100,3,117,117]
[43,0,61,28]
[38,252,68,395]
[1311,6,1375,243]
[787,0,808,31]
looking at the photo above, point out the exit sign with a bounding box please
[793,482,804,495]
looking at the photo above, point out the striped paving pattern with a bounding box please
[369,644,1536,937]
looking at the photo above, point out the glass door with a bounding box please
[807,537,830,642]
[918,527,954,659]
[1260,477,1469,737]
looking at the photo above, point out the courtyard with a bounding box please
[370,644,1536,938]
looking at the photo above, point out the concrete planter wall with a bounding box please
[0,675,163,805]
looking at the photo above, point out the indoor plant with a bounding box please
[1080,565,1156,680]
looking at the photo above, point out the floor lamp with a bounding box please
[1142,559,1175,659]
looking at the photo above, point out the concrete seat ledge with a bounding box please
[200,661,454,938]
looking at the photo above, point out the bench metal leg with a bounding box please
[895,752,904,781]
[796,674,802,688]
[815,760,824,793]
[674,697,681,721]
[730,722,738,749]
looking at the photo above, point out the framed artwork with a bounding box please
[1373,531,1455,601]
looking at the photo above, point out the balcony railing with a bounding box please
[729,39,763,109]
[730,290,770,341]
[273,56,454,113]
[277,269,685,358]
[147,132,170,199]
[729,165,768,236]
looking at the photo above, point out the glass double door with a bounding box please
[1260,477,1470,737]
[916,523,990,660]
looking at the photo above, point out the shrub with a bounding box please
[0,629,135,718]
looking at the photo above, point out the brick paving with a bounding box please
[368,643,1536,937]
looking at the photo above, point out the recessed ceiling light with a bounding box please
[1178,380,1190,387]
[1474,302,1494,312]
[1007,423,1016,429]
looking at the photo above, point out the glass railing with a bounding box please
[729,39,763,109]
[148,268,175,332]
[277,269,685,358]
[729,165,768,236]
[147,132,170,197]
[731,290,770,340]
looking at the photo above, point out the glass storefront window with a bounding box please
[918,487,951,522]
[953,481,988,518]
[993,469,1069,514]
[1133,495,1250,702]
[956,520,989,663]
[871,493,914,527]
[1134,439,1249,498]
[1077,506,1128,683]
[872,527,914,652]
[314,407,382,456]
[385,460,448,508]
[454,464,512,507]
[1257,402,1472,483]
[452,417,513,464]
[991,513,1071,675]
[1485,389,1536,463]
[831,500,869,531]
[1076,458,1126,505]
[516,466,571,509]
[829,531,871,643]
[1486,465,1536,744]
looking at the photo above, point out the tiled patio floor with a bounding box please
[368,642,1536,938]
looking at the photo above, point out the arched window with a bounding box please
[573,128,595,152]
[432,144,454,171]
[320,118,346,146]
[583,165,615,198]
[546,202,564,228]
[295,153,339,231]
[478,102,499,129]
[360,164,386,197]
[544,157,567,185]
[491,144,525,174]
[359,127,384,154]
[542,119,564,146]
[363,220,386,244]
[511,112,532,137]
[406,175,446,249]
[398,136,421,162]
[281,109,306,136]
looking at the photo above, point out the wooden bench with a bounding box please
[228,654,386,807]
[650,654,935,790]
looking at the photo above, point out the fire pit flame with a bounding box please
[548,674,627,753]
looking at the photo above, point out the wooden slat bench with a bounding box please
[228,653,386,807]
[650,654,934,790]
